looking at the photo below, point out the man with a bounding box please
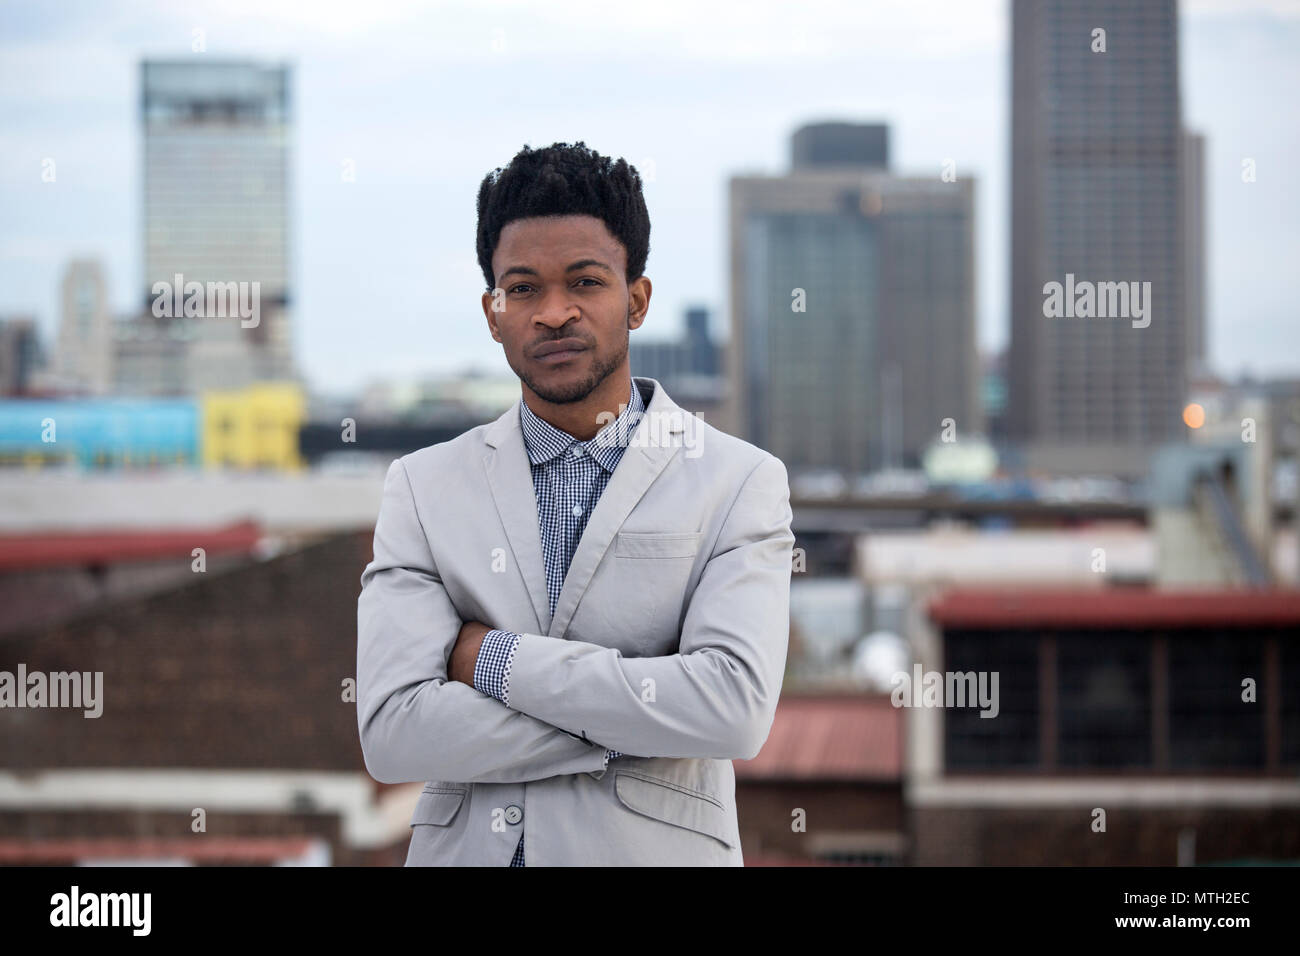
[356,141,794,866]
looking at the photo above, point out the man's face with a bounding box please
[483,214,649,405]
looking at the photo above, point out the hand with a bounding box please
[449,620,493,686]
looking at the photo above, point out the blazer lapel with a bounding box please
[482,401,552,634]
[548,378,685,639]
[480,377,689,641]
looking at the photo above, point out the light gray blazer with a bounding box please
[356,376,794,865]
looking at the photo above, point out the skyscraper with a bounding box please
[55,260,113,394]
[1183,129,1206,373]
[727,122,979,476]
[1008,0,1199,474]
[141,59,294,392]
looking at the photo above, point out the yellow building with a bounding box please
[201,382,305,471]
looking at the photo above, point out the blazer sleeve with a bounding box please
[501,454,795,760]
[356,457,612,784]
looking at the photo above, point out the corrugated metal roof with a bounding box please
[737,694,902,782]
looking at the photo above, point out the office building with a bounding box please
[54,260,114,395]
[141,59,295,392]
[1008,0,1201,475]
[1183,129,1206,372]
[728,122,979,475]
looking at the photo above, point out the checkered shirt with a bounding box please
[472,377,645,865]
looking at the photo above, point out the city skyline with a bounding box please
[1,1,1298,880]
[1,0,1297,395]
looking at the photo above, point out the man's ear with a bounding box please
[626,275,651,332]
[483,289,503,342]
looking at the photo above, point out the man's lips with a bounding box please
[533,339,589,363]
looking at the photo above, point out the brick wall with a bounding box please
[737,781,904,862]
[911,805,1300,865]
[0,531,372,770]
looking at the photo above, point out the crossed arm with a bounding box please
[356,454,794,785]
[357,458,612,785]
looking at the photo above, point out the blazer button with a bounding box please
[505,805,523,825]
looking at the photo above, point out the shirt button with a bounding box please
[571,504,583,517]
[571,446,585,457]
[505,805,523,825]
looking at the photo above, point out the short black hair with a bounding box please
[475,141,650,292]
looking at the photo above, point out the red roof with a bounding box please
[0,836,319,863]
[0,521,261,571]
[737,694,902,782]
[929,588,1300,629]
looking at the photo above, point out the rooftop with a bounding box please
[738,694,902,782]
[929,588,1300,629]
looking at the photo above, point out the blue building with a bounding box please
[0,398,200,467]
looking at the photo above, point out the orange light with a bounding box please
[1183,403,1206,429]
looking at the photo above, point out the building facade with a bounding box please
[912,589,1300,865]
[140,59,295,393]
[728,122,979,477]
[55,261,114,395]
[1008,0,1200,474]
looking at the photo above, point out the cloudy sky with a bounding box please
[1,0,1297,395]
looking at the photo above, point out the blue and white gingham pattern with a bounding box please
[473,628,517,704]
[473,377,645,865]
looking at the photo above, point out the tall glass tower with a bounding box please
[141,59,294,392]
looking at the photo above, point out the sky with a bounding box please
[1,0,1297,396]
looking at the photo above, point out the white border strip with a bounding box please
[909,778,1300,807]
[0,770,419,849]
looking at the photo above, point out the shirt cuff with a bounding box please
[473,628,521,706]
[604,750,622,766]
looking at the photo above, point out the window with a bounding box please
[1281,635,1300,768]
[1058,632,1151,768]
[944,630,1039,769]
[942,625,1297,772]
[1169,632,1265,769]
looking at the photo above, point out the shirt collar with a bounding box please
[519,378,644,472]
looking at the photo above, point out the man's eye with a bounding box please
[510,280,599,293]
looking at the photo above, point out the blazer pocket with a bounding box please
[409,786,468,827]
[615,531,702,559]
[614,770,735,849]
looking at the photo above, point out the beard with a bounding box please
[511,315,630,405]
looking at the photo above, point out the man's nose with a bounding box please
[533,287,580,327]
